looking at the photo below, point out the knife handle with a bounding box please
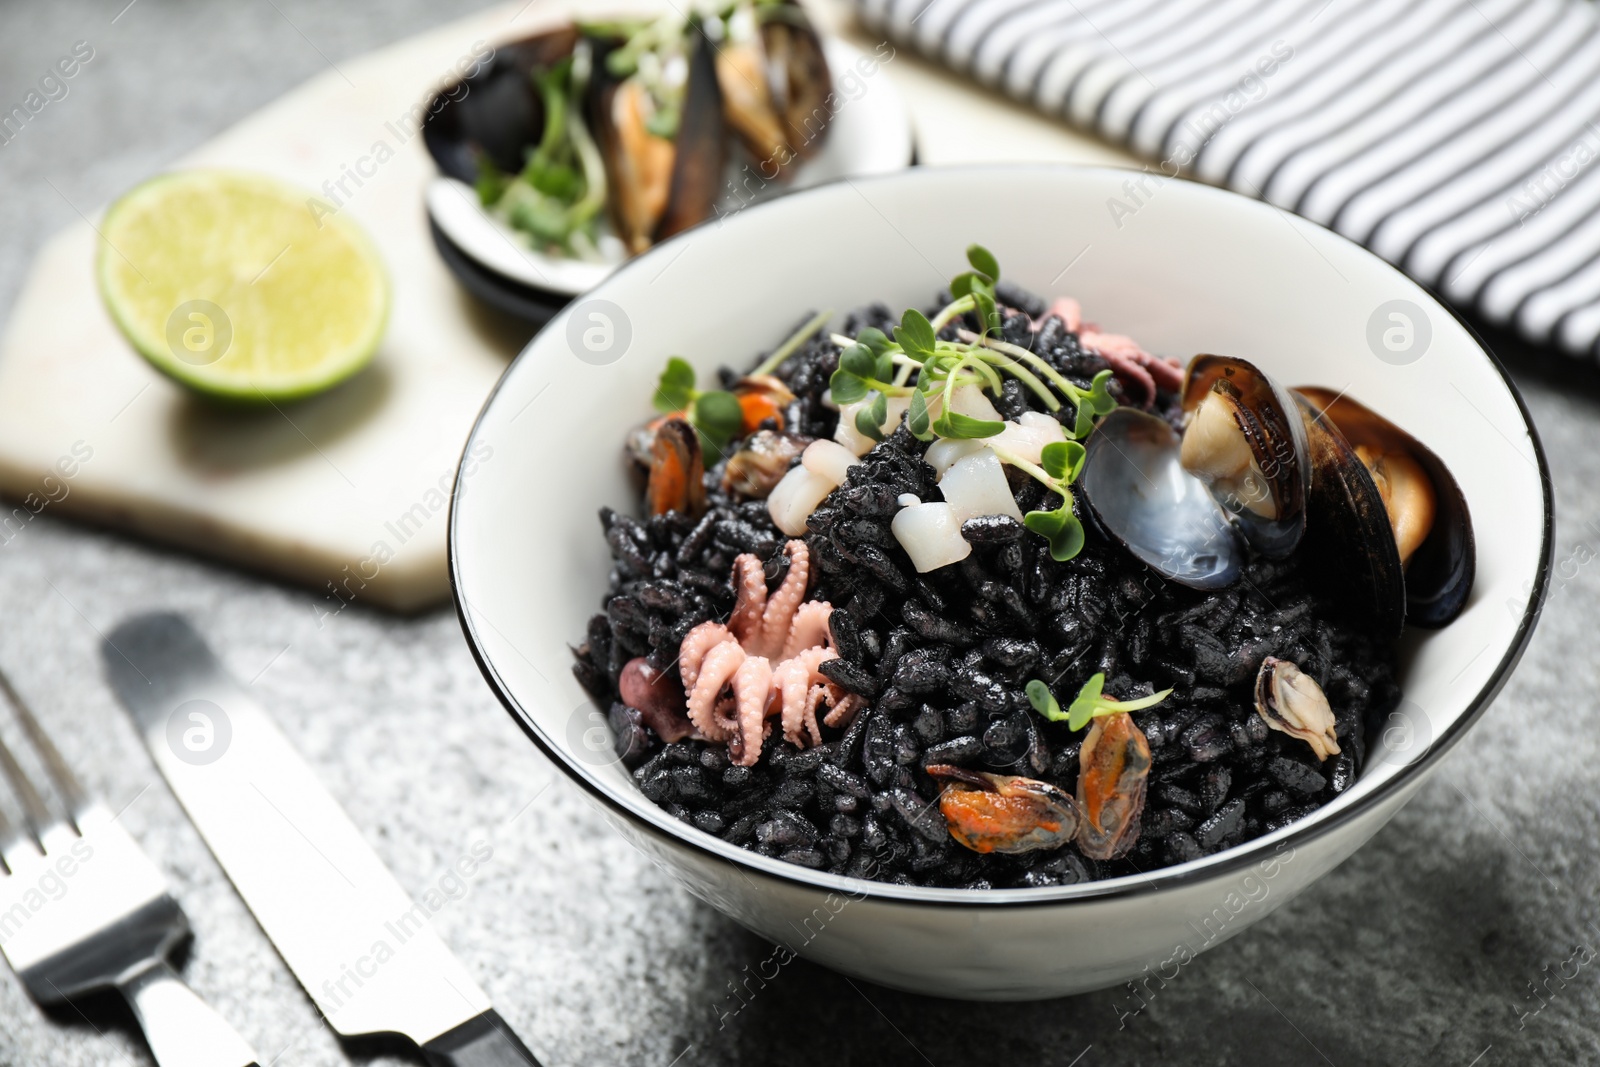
[422,1010,541,1067]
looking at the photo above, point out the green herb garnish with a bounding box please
[652,356,743,456]
[1027,674,1173,731]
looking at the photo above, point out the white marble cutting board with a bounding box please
[0,3,600,612]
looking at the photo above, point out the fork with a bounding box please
[0,668,258,1067]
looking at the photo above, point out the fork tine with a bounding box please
[0,666,87,831]
[0,730,56,848]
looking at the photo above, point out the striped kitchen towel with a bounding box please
[854,0,1600,357]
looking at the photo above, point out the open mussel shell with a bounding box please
[1080,407,1243,590]
[421,26,581,183]
[1293,392,1407,644]
[1296,387,1475,628]
[595,23,726,254]
[763,3,832,162]
[717,0,833,175]
[1180,355,1309,559]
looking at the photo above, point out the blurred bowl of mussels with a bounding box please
[422,0,914,303]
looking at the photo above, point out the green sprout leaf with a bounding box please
[692,390,743,452]
[1023,497,1085,562]
[907,389,932,439]
[1085,368,1118,415]
[1039,440,1087,483]
[856,326,892,355]
[654,356,696,414]
[932,410,1004,440]
[855,391,889,443]
[1065,672,1173,731]
[1026,679,1066,723]
[839,343,877,380]
[895,308,937,357]
[874,351,897,383]
[972,288,999,336]
[829,366,869,405]
[967,243,1000,282]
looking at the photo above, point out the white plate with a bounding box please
[450,165,1552,999]
[426,37,914,296]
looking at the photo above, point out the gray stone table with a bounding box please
[0,2,1596,1065]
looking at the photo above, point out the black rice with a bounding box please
[571,290,1401,889]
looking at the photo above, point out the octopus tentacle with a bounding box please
[730,655,773,767]
[782,600,832,660]
[726,554,767,647]
[687,640,744,742]
[679,621,733,693]
[1034,296,1081,334]
[1081,330,1157,408]
[823,692,864,730]
[773,646,833,747]
[753,540,810,659]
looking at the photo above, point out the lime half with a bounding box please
[98,170,390,402]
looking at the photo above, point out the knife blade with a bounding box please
[103,613,540,1067]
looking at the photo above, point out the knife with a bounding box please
[102,613,541,1067]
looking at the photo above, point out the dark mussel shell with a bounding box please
[1294,393,1407,644]
[717,0,834,175]
[421,26,580,183]
[1079,406,1244,590]
[1296,388,1475,628]
[763,3,833,162]
[594,23,726,254]
[1180,355,1309,559]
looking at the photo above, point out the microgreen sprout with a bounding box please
[1026,674,1173,732]
[653,357,743,455]
[826,243,1126,560]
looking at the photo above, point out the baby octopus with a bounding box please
[678,540,863,766]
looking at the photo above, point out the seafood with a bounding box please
[595,24,726,254]
[1295,393,1407,642]
[1076,712,1151,861]
[722,429,808,499]
[1080,407,1244,589]
[768,439,860,536]
[618,657,694,742]
[732,373,796,433]
[1179,355,1309,559]
[926,765,1081,855]
[1254,657,1340,762]
[577,251,1436,888]
[1295,388,1475,628]
[1083,355,1473,637]
[716,0,833,176]
[646,418,707,517]
[677,540,860,765]
[421,26,583,183]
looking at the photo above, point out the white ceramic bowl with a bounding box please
[449,165,1552,1000]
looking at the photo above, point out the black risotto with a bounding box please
[571,281,1402,890]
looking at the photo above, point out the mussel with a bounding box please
[1082,354,1474,638]
[926,765,1080,855]
[594,20,726,254]
[421,27,582,183]
[1295,388,1475,629]
[1078,407,1244,590]
[646,417,707,517]
[1254,657,1340,762]
[722,428,808,499]
[716,0,833,177]
[1179,355,1309,559]
[1076,713,1151,861]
